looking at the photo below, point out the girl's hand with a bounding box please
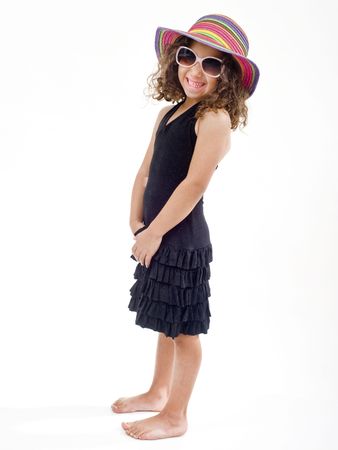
[132,228,162,268]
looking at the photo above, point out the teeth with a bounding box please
[188,78,204,88]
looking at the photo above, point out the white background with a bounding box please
[0,0,337,449]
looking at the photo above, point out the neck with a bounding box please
[182,97,201,108]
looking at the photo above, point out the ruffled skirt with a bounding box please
[128,243,212,339]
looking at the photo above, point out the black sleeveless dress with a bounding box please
[128,99,215,339]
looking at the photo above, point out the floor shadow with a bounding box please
[0,405,129,450]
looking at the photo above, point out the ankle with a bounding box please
[147,387,170,400]
[160,408,187,423]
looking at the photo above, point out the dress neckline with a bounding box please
[164,99,201,129]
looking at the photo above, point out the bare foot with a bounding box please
[111,392,168,413]
[121,412,188,440]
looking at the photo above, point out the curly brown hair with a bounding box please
[144,35,250,131]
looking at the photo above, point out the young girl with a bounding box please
[112,13,260,440]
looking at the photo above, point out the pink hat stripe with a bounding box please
[160,30,179,54]
[242,61,251,85]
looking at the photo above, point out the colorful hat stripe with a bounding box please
[201,15,249,53]
[154,14,260,97]
[190,20,246,55]
[190,26,243,55]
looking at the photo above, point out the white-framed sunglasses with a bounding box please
[175,45,224,78]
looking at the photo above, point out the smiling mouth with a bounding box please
[186,77,206,88]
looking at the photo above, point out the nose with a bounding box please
[189,61,203,76]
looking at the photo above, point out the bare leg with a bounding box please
[148,332,176,397]
[122,334,202,439]
[112,332,175,413]
[160,334,202,417]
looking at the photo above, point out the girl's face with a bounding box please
[177,41,224,102]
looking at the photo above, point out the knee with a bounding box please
[174,333,200,345]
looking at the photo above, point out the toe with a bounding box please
[127,430,136,438]
[138,432,147,440]
[129,428,140,439]
[112,399,120,408]
[121,422,130,430]
[131,426,140,437]
[128,425,136,434]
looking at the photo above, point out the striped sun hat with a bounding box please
[155,14,260,97]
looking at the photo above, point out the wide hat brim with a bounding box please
[155,26,260,98]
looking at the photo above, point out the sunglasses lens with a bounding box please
[177,47,196,67]
[202,58,222,77]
